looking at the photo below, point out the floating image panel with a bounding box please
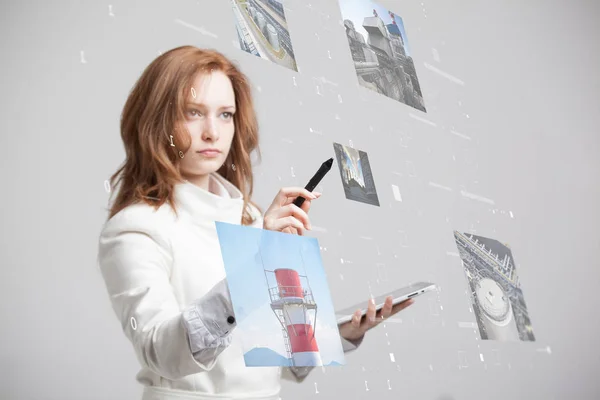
[453,232,536,342]
[216,222,346,367]
[333,142,380,206]
[231,0,298,71]
[339,0,426,112]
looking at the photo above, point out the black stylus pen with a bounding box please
[293,157,334,208]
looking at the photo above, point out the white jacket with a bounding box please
[97,172,361,400]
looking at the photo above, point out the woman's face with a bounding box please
[178,70,236,185]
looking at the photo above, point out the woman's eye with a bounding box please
[188,109,202,117]
[222,112,234,120]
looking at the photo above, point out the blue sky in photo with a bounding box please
[339,0,411,56]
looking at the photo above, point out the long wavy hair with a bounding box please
[106,46,262,225]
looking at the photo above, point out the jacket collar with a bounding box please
[174,172,244,226]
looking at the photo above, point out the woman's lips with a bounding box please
[197,150,221,158]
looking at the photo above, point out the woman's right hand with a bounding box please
[262,187,322,236]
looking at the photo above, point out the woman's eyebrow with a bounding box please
[185,102,235,110]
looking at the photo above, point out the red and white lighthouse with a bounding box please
[268,268,322,367]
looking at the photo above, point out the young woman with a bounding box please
[97,46,414,400]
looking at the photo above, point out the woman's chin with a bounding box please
[195,163,222,175]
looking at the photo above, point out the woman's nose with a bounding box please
[202,117,219,140]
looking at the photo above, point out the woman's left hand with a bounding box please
[263,187,322,235]
[338,296,415,342]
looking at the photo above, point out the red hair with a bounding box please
[107,46,262,225]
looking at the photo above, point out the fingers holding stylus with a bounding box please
[285,203,312,228]
[268,204,311,232]
[274,187,321,206]
[265,215,306,235]
[264,187,322,235]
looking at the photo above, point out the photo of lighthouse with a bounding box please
[453,231,536,342]
[215,221,346,367]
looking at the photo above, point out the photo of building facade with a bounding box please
[340,1,426,112]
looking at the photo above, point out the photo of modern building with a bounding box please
[231,0,298,71]
[339,0,426,112]
[453,232,536,342]
[333,142,380,207]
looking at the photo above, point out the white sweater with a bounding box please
[97,172,360,400]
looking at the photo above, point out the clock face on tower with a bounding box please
[453,231,536,342]
[475,278,510,322]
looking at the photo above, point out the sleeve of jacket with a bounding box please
[97,206,231,380]
[184,278,237,365]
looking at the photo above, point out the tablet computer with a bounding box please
[335,281,436,325]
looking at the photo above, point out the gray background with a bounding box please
[1,0,599,399]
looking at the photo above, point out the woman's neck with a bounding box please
[183,174,211,192]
